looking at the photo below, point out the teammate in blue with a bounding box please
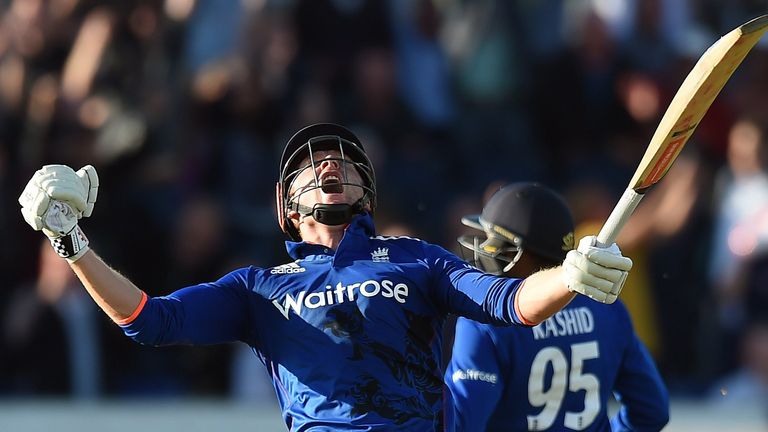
[19,124,634,431]
[445,183,669,431]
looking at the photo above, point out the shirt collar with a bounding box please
[284,213,376,261]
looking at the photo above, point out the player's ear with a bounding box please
[288,211,305,239]
[288,209,301,229]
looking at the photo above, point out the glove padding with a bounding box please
[563,235,633,304]
[18,164,98,261]
[19,164,99,237]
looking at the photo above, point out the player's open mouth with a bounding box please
[320,174,343,194]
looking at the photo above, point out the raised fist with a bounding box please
[19,164,99,260]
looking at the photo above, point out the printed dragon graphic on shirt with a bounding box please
[324,305,443,428]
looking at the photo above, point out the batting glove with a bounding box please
[18,164,99,262]
[562,235,632,304]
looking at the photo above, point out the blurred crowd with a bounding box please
[1,0,768,407]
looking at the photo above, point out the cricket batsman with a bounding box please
[19,123,633,430]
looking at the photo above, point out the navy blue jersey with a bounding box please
[120,214,528,431]
[445,295,669,431]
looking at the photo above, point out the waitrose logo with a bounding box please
[272,279,409,319]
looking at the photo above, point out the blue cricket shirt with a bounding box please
[121,214,528,431]
[445,295,669,431]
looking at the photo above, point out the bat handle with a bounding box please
[596,188,645,246]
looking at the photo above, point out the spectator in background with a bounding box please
[706,117,768,374]
[529,5,634,188]
[438,0,544,190]
[1,240,101,397]
[164,194,233,395]
[294,0,392,125]
[388,0,455,129]
[620,0,691,75]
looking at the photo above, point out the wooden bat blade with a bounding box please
[630,14,768,192]
[596,14,768,246]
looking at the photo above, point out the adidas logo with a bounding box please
[270,262,306,274]
[371,247,389,262]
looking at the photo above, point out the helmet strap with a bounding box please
[292,199,367,226]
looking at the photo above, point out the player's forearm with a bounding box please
[69,249,145,323]
[516,267,576,325]
[19,164,144,323]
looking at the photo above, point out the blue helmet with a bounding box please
[459,182,575,275]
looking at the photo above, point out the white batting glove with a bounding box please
[18,164,99,262]
[562,235,632,304]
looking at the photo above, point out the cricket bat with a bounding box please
[597,14,768,246]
